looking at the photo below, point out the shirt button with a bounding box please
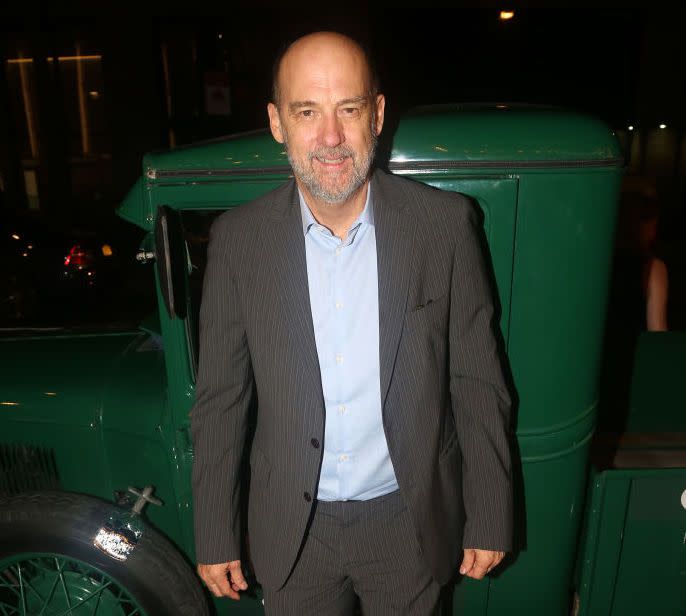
[335,301,343,309]
[339,454,348,462]
[338,404,346,414]
[304,492,312,502]
[335,354,343,364]
[335,247,342,256]
[311,438,320,449]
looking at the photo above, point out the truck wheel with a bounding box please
[0,491,209,616]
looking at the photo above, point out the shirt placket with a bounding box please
[332,232,347,496]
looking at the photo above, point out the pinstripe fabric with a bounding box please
[190,168,513,591]
[262,489,442,615]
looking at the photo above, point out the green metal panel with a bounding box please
[577,469,631,615]
[453,575,490,614]
[0,333,140,429]
[578,329,686,615]
[389,104,620,164]
[612,475,686,614]
[152,178,287,212]
[501,168,622,615]
[149,269,198,558]
[490,444,592,615]
[117,176,149,228]
[418,176,517,340]
[509,170,622,433]
[0,333,136,501]
[144,131,287,175]
[577,468,686,616]
[99,330,186,549]
[0,424,109,499]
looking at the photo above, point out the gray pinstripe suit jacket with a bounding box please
[190,168,513,591]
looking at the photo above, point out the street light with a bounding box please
[500,11,515,21]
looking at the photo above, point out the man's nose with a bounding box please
[319,113,345,148]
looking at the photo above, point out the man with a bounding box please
[191,31,513,615]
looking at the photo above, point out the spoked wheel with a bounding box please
[0,553,148,615]
[0,492,209,616]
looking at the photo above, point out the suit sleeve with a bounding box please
[448,198,514,552]
[190,214,253,564]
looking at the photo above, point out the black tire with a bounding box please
[0,491,210,616]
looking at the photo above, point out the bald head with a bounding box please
[271,32,378,107]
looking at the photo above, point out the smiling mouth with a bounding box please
[315,156,348,165]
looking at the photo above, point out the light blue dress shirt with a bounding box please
[299,185,399,501]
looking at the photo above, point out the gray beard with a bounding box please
[284,132,377,205]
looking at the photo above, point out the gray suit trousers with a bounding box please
[261,489,443,616]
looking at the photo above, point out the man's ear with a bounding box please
[267,103,285,144]
[374,94,386,136]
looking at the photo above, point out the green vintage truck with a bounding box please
[1,105,684,616]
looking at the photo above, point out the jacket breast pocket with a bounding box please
[405,292,449,332]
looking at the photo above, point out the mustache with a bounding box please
[308,145,355,161]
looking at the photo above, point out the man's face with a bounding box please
[267,38,385,205]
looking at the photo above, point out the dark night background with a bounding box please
[1,7,684,329]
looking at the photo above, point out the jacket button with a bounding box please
[304,492,312,502]
[310,438,320,449]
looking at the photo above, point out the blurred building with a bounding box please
[0,19,273,225]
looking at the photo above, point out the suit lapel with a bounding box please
[372,171,415,409]
[268,181,323,399]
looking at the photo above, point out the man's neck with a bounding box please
[298,180,370,241]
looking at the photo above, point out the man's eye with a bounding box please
[341,107,360,116]
[299,110,314,118]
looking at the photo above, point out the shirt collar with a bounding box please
[298,182,374,236]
